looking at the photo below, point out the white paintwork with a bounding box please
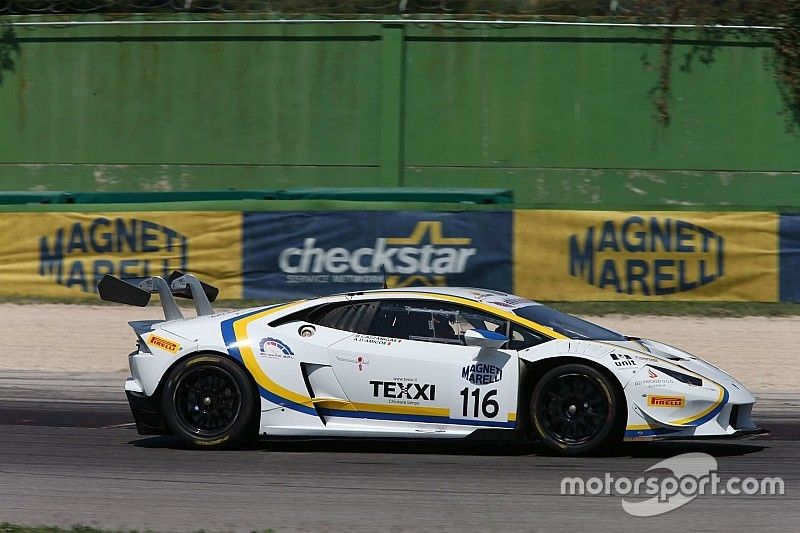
[123,287,759,442]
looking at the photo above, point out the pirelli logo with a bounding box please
[148,335,180,354]
[647,395,685,408]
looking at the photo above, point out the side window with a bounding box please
[268,304,327,328]
[313,304,350,328]
[450,307,507,338]
[508,324,548,350]
[272,301,379,334]
[367,300,508,346]
[368,301,455,343]
[314,302,378,334]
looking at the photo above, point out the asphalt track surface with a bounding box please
[0,372,798,532]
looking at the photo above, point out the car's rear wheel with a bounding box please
[162,353,256,449]
[530,363,623,455]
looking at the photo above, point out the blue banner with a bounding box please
[780,213,800,302]
[243,211,512,299]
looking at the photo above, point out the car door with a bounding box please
[328,299,519,434]
[445,304,519,430]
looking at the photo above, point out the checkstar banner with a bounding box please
[514,210,779,301]
[0,212,243,299]
[779,213,800,302]
[242,211,513,299]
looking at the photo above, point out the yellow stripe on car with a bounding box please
[232,303,318,408]
[670,385,725,426]
[229,293,538,421]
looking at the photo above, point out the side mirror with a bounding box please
[463,329,508,349]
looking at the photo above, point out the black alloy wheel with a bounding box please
[175,367,240,435]
[530,363,623,455]
[162,354,256,449]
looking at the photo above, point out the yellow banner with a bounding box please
[0,212,243,299]
[514,211,779,301]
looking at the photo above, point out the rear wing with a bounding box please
[97,271,219,321]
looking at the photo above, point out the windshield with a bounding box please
[513,305,626,341]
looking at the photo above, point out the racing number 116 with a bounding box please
[459,387,499,418]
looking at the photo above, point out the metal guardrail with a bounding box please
[2,17,783,30]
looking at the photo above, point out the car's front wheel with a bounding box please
[530,363,624,455]
[162,353,256,449]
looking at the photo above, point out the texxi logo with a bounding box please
[38,217,187,293]
[370,381,436,401]
[279,221,476,287]
[568,216,724,296]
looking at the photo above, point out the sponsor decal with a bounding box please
[611,353,637,367]
[370,380,436,401]
[473,293,535,309]
[496,297,534,307]
[353,334,402,346]
[38,217,188,293]
[462,362,503,385]
[647,395,686,408]
[258,337,295,359]
[568,216,724,296]
[335,352,372,371]
[469,290,502,300]
[147,335,180,354]
[632,367,676,387]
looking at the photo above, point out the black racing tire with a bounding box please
[530,363,624,456]
[162,353,256,449]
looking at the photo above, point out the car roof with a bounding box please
[337,286,544,313]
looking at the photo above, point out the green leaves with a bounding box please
[0,23,19,86]
[773,5,800,130]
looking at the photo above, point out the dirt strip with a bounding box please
[0,304,797,391]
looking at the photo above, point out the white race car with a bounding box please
[99,272,765,455]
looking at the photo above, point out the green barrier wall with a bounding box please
[1,15,798,208]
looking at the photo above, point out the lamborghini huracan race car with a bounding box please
[99,273,765,455]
